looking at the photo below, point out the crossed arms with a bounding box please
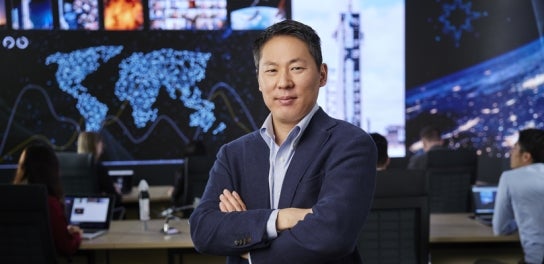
[219,189,313,232]
[189,130,376,263]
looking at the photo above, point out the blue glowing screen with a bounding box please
[0,31,268,164]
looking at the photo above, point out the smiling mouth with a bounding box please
[277,96,296,104]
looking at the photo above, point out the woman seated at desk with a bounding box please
[13,143,83,257]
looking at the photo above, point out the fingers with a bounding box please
[232,191,247,210]
[67,225,83,236]
[219,189,247,212]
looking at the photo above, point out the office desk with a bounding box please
[430,213,519,243]
[80,219,192,250]
[78,219,224,264]
[430,213,523,263]
[77,214,522,264]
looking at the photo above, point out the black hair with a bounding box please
[517,128,544,163]
[370,133,389,168]
[420,125,442,141]
[13,142,64,199]
[252,19,322,72]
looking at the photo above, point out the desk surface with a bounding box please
[80,219,193,250]
[122,185,173,203]
[81,213,519,251]
[430,213,519,243]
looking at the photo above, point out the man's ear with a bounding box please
[522,151,533,164]
[319,63,328,86]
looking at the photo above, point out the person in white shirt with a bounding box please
[493,128,544,264]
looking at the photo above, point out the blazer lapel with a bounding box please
[244,133,272,209]
[277,109,335,208]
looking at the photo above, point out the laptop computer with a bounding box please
[471,185,498,226]
[64,194,114,240]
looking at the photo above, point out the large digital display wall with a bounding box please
[406,0,544,157]
[1,0,408,171]
[3,0,542,172]
[0,0,288,168]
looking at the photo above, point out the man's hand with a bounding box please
[219,189,247,212]
[276,208,313,231]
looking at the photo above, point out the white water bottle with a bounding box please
[138,179,150,221]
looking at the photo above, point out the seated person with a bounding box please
[13,143,83,257]
[370,132,390,171]
[493,128,544,264]
[77,131,124,218]
[407,125,447,169]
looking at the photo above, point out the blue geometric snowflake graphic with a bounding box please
[437,0,487,47]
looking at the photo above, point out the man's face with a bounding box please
[510,142,531,169]
[257,35,327,128]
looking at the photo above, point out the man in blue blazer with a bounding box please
[189,19,377,264]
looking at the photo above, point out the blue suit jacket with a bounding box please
[189,108,377,264]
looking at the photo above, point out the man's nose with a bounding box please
[277,70,293,89]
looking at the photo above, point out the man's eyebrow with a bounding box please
[261,61,278,67]
[288,58,307,64]
[261,58,307,66]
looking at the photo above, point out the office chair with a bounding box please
[358,169,429,264]
[475,155,510,185]
[169,155,215,218]
[56,152,97,195]
[425,148,477,213]
[0,184,58,264]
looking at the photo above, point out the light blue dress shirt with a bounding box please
[259,104,319,239]
[493,163,544,264]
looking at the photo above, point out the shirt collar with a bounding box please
[260,104,320,146]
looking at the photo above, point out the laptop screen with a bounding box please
[471,185,498,215]
[64,194,114,230]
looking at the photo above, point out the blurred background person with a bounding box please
[493,128,544,264]
[370,132,390,171]
[12,143,82,257]
[407,125,446,169]
[77,131,124,218]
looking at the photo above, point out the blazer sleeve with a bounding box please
[189,138,275,256]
